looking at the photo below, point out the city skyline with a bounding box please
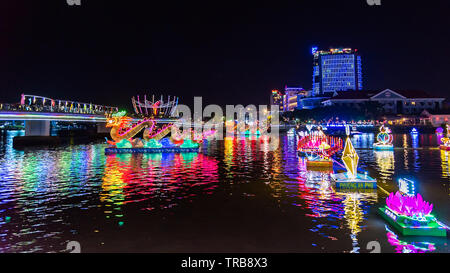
[1,0,449,110]
[1,0,450,258]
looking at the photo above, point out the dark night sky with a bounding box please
[0,0,449,110]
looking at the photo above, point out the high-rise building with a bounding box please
[271,86,310,112]
[282,86,309,112]
[312,47,362,96]
[270,89,283,109]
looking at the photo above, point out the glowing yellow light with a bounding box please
[342,136,359,178]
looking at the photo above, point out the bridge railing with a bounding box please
[0,94,119,116]
[0,103,117,115]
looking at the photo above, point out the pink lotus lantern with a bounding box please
[386,192,433,218]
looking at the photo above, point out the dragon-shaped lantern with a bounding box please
[104,95,216,153]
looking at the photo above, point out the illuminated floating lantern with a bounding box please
[104,108,203,154]
[105,139,200,154]
[244,129,261,136]
[331,125,377,189]
[373,124,394,151]
[105,135,201,154]
[305,141,334,170]
[131,94,178,118]
[439,124,450,151]
[410,128,419,135]
[297,125,343,162]
[105,147,200,154]
[306,157,333,169]
[239,120,266,137]
[378,178,448,237]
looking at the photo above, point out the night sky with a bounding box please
[1,0,449,110]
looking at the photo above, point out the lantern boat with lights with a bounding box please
[104,95,215,154]
[331,125,377,189]
[297,126,343,169]
[373,124,394,150]
[410,128,419,135]
[242,119,270,136]
[304,140,342,169]
[439,125,450,151]
[379,178,448,237]
[305,146,334,169]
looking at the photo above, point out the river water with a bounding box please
[0,130,448,253]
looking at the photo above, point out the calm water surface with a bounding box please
[0,130,448,253]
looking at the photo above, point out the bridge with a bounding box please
[0,94,177,136]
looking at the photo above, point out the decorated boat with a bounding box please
[304,141,334,169]
[242,119,269,137]
[410,127,419,135]
[373,124,394,150]
[379,178,448,237]
[331,125,377,189]
[439,124,450,151]
[104,95,215,154]
[297,126,343,169]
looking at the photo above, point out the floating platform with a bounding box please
[373,144,394,151]
[440,145,450,151]
[331,172,377,189]
[105,147,200,154]
[378,206,447,237]
[306,159,333,170]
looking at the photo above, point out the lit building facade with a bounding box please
[322,89,446,115]
[281,86,309,112]
[297,96,327,110]
[420,110,450,127]
[312,47,362,96]
[270,89,283,109]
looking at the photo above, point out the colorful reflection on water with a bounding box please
[374,151,395,184]
[385,226,436,253]
[101,152,219,222]
[441,151,450,179]
[0,130,448,252]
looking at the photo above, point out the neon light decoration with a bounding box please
[331,125,377,189]
[104,103,215,154]
[131,94,178,118]
[386,192,433,217]
[410,128,418,135]
[105,111,157,143]
[297,126,343,169]
[373,124,394,150]
[398,178,416,196]
[439,124,450,151]
[378,179,448,237]
[238,120,268,137]
[342,132,359,178]
[144,139,163,148]
[180,139,200,149]
[112,110,127,117]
